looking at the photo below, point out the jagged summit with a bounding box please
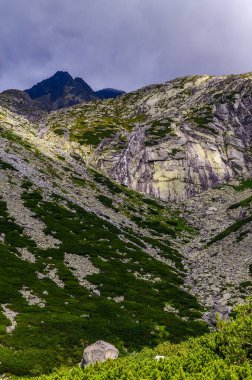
[24,71,125,110]
[25,71,96,110]
[26,71,75,99]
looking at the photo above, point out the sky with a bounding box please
[0,0,252,92]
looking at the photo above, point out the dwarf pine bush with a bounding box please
[33,298,252,380]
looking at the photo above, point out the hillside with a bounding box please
[0,103,208,375]
[30,298,252,379]
[0,72,251,376]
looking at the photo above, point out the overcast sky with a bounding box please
[0,0,252,92]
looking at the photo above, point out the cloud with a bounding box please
[0,0,252,92]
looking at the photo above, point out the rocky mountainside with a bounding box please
[0,71,251,375]
[92,73,252,201]
[0,102,208,375]
[22,72,250,201]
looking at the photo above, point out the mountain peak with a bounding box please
[24,72,125,110]
[25,71,95,110]
[51,70,73,83]
[53,70,72,78]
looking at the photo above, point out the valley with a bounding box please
[0,71,251,376]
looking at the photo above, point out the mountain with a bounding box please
[95,88,125,99]
[24,71,124,110]
[25,71,95,110]
[0,71,251,376]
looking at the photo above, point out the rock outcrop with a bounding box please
[93,74,252,201]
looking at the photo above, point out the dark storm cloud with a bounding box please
[0,0,252,92]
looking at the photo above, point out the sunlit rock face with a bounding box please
[93,74,252,201]
[1,72,252,201]
[99,133,233,201]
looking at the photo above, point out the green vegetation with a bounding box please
[207,215,252,246]
[213,90,237,104]
[205,178,252,245]
[0,173,207,376]
[75,128,115,146]
[2,76,252,378]
[186,106,218,135]
[54,128,65,136]
[71,175,89,187]
[91,170,123,194]
[97,194,115,209]
[170,148,181,156]
[0,128,33,150]
[51,104,146,147]
[0,159,17,171]
[229,195,252,209]
[236,230,250,243]
[21,179,34,189]
[30,299,252,379]
[231,179,252,191]
[239,281,252,292]
[249,264,252,277]
[145,119,174,146]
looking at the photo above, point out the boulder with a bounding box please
[81,340,119,367]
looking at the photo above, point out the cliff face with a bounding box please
[1,72,252,202]
[92,74,252,201]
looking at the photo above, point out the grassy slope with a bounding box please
[32,298,252,380]
[0,159,208,376]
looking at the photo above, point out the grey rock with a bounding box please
[81,340,119,367]
[91,74,252,202]
[210,302,230,325]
